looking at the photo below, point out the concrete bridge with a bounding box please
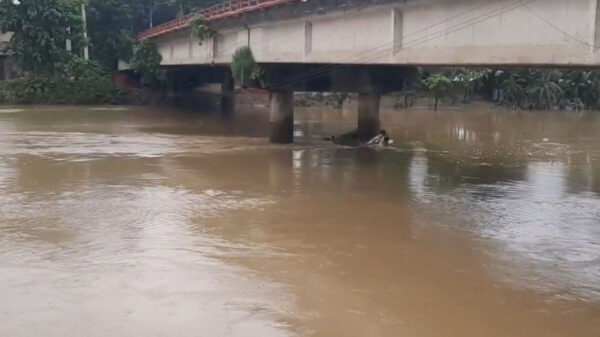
[135,0,600,143]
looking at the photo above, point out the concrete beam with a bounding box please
[304,21,313,57]
[593,0,600,52]
[391,8,403,54]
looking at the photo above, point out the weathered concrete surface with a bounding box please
[149,0,600,67]
[221,69,235,115]
[269,91,294,143]
[357,93,381,140]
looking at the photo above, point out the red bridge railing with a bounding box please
[137,0,297,40]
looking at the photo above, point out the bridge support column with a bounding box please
[269,90,294,144]
[357,92,381,141]
[221,69,235,116]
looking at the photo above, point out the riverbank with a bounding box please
[0,76,170,106]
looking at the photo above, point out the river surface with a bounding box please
[0,105,599,337]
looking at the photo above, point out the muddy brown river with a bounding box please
[0,105,599,337]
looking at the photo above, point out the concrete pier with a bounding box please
[220,70,235,116]
[357,93,381,141]
[269,91,294,144]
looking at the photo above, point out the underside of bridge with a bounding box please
[165,63,416,143]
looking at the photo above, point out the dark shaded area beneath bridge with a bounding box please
[155,63,417,143]
[165,63,416,94]
[263,64,413,93]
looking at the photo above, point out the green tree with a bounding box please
[501,73,526,108]
[0,0,83,75]
[231,46,265,88]
[525,70,563,109]
[87,0,150,70]
[88,0,219,70]
[190,16,215,44]
[422,73,452,110]
[447,69,487,103]
[560,70,600,110]
[150,0,222,24]
[129,39,165,88]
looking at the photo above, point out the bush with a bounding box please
[231,46,265,88]
[190,17,216,45]
[0,57,122,105]
[422,73,452,110]
[129,40,166,88]
[415,67,600,111]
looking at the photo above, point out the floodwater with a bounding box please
[0,104,599,337]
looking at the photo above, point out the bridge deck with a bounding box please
[138,0,297,40]
[133,0,600,68]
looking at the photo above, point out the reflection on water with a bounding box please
[411,154,600,301]
[0,106,599,337]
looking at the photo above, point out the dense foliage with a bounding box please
[496,69,600,110]
[156,0,222,19]
[231,46,265,88]
[0,0,218,103]
[86,0,147,70]
[0,0,222,72]
[190,17,216,44]
[129,40,166,88]
[86,1,223,69]
[419,68,600,111]
[0,59,121,104]
[0,0,121,104]
[0,0,83,75]
[422,73,452,110]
